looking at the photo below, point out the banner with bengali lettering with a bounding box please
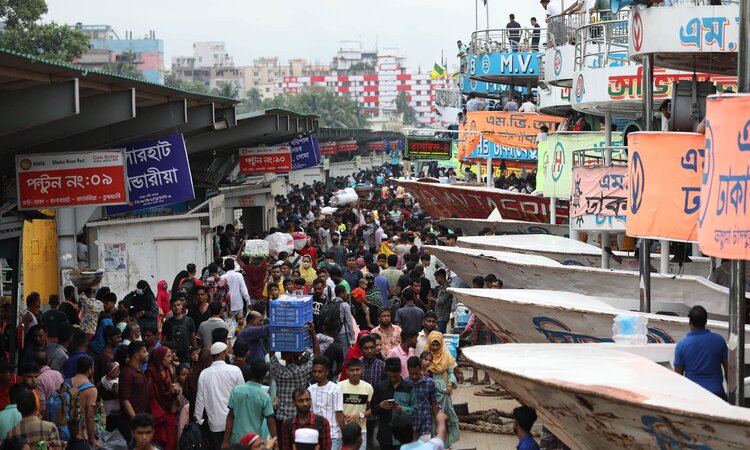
[336,140,358,153]
[626,132,704,242]
[320,142,337,156]
[238,146,292,174]
[465,111,562,151]
[542,132,624,199]
[465,139,539,162]
[17,150,128,210]
[698,94,750,258]
[456,120,481,161]
[570,166,628,218]
[367,141,385,152]
[106,134,194,215]
[272,133,321,171]
[405,138,452,160]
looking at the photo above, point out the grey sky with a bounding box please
[45,0,541,72]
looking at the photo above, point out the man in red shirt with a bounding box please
[240,256,268,307]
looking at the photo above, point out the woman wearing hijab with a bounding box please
[339,330,370,381]
[427,331,460,447]
[156,280,170,335]
[125,280,158,332]
[364,273,383,325]
[299,255,317,286]
[146,346,179,450]
[89,315,114,354]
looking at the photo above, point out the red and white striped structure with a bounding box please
[275,55,448,125]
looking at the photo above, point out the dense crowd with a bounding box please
[0,167,545,450]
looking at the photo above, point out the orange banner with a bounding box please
[698,94,750,258]
[570,165,628,218]
[457,120,480,161]
[626,132,704,242]
[466,111,562,150]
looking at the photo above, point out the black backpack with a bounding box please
[320,298,344,334]
[177,278,196,298]
[179,422,207,450]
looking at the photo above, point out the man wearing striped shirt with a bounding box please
[308,355,345,450]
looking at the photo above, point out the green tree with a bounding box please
[262,87,369,129]
[237,88,263,113]
[211,81,240,99]
[0,1,90,62]
[164,73,210,94]
[395,91,418,126]
[101,51,143,79]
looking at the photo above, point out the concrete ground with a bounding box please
[448,367,520,450]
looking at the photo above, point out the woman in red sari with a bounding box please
[146,346,179,450]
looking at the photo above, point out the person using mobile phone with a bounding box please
[371,358,417,450]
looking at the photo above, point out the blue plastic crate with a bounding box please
[269,296,313,327]
[270,326,313,352]
[444,334,460,359]
[455,304,471,329]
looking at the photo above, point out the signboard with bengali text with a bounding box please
[627,132,704,242]
[239,146,292,174]
[698,94,750,258]
[271,133,321,171]
[106,133,195,215]
[16,150,128,210]
[406,138,452,160]
[570,166,628,218]
[320,142,337,156]
[336,140,358,153]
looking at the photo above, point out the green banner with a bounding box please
[536,141,548,193]
[542,132,623,198]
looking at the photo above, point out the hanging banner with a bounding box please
[336,140,358,153]
[367,141,385,152]
[106,133,195,215]
[537,141,548,193]
[320,142,337,156]
[543,132,623,199]
[626,132,704,242]
[384,138,404,152]
[698,94,750,258]
[17,150,128,210]
[406,137,452,160]
[239,146,292,174]
[209,194,225,229]
[272,133,321,170]
[465,111,562,150]
[457,120,481,161]
[466,139,539,161]
[570,166,628,218]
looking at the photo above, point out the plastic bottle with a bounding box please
[612,313,648,345]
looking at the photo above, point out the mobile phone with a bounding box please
[387,399,395,403]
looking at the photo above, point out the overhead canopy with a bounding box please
[0,49,321,188]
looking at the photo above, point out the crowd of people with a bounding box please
[0,167,545,450]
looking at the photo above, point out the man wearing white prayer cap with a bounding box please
[294,427,320,450]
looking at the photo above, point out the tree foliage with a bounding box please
[0,1,90,62]
[211,81,240,99]
[395,91,418,126]
[101,51,143,79]
[237,88,263,114]
[262,87,369,129]
[164,73,210,94]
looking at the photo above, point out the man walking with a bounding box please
[222,360,277,447]
[338,359,372,450]
[506,14,521,52]
[197,302,231,348]
[308,356,345,450]
[195,342,245,449]
[372,308,402,356]
[371,358,416,450]
[281,389,332,450]
[221,259,250,319]
[119,342,150,441]
[674,305,729,399]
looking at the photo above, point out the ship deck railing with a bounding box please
[469,27,548,56]
[574,14,633,71]
[547,10,628,48]
[572,147,629,168]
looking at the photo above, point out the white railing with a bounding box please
[547,10,628,47]
[658,0,737,6]
[574,14,632,71]
[573,147,629,168]
[469,27,548,55]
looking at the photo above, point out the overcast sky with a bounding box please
[45,0,542,72]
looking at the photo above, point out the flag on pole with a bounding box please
[430,63,446,80]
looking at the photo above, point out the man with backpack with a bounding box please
[162,296,197,363]
[321,285,355,354]
[69,357,98,449]
[177,263,202,295]
[9,390,62,449]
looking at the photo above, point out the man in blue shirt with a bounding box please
[674,305,728,399]
[513,405,540,450]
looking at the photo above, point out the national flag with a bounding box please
[430,63,446,80]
